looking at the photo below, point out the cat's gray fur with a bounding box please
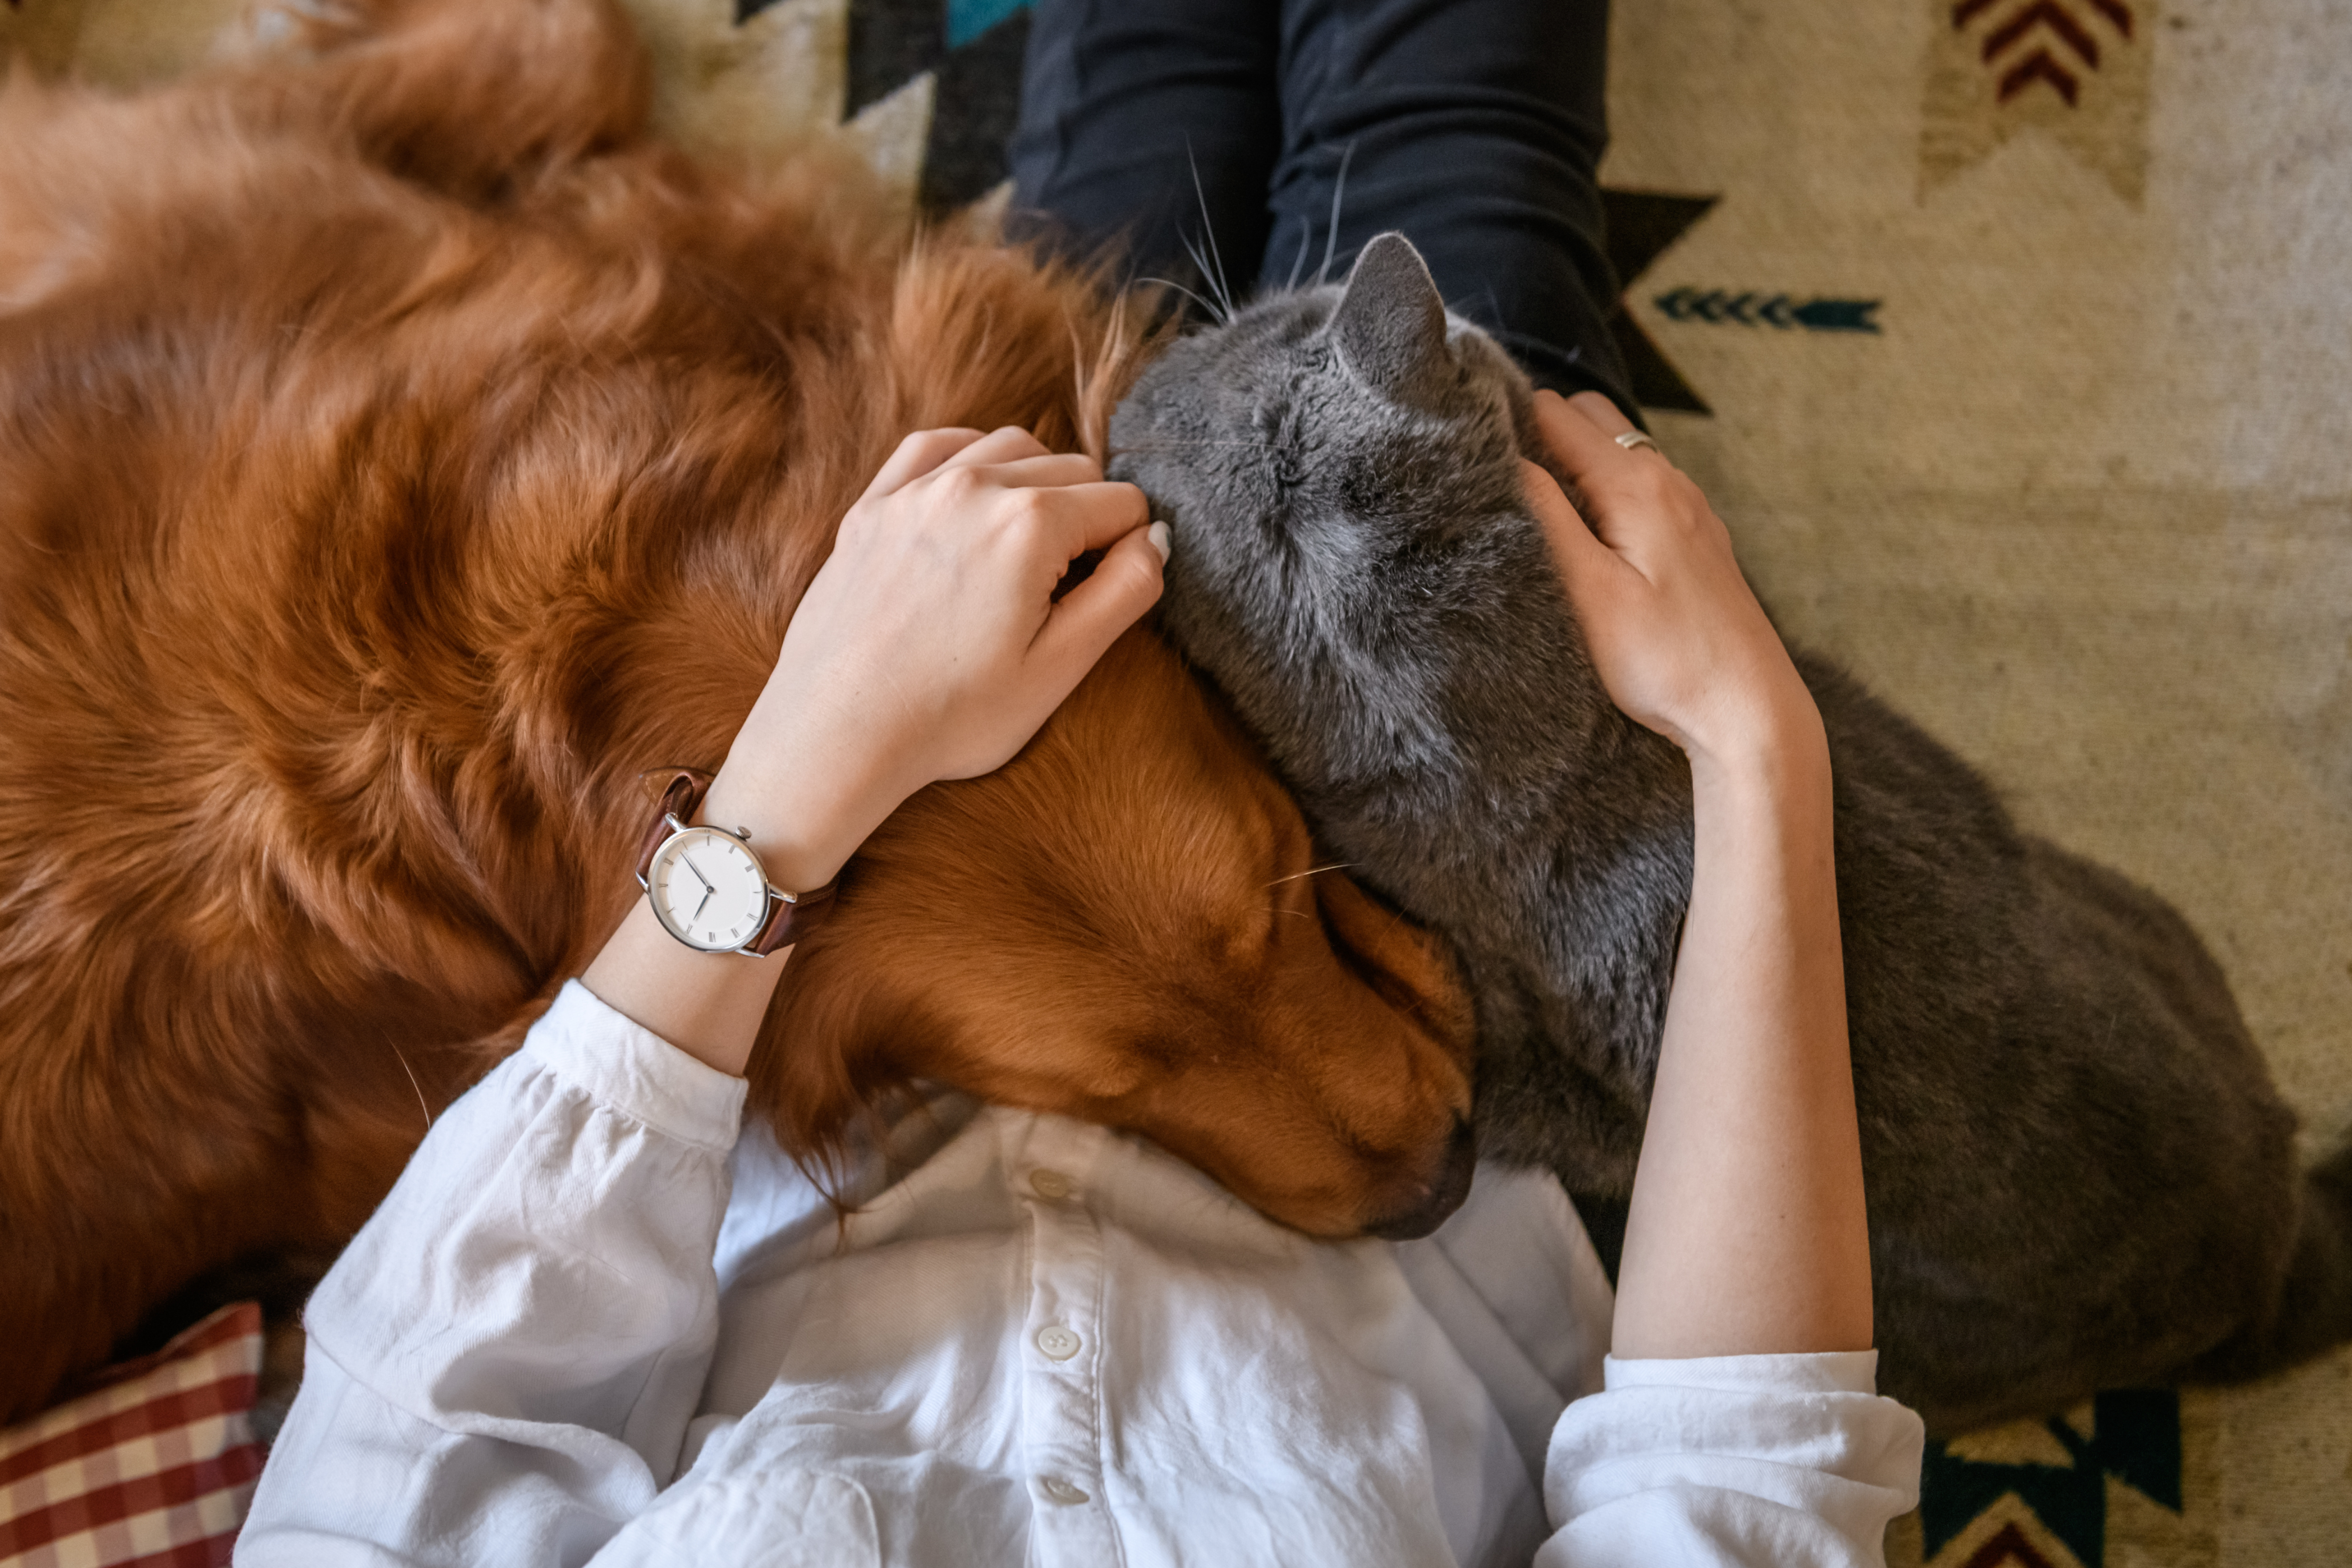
[1110,233,2352,1432]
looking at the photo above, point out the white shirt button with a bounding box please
[1035,1324,1083,1361]
[1028,1168,1075,1201]
[1037,1476,1090,1506]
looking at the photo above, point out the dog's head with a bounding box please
[760,628,1479,1240]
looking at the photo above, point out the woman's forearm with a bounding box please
[1521,389,1873,1360]
[1609,708,1873,1359]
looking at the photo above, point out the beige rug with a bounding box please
[6,1,2345,1562]
[1603,3,2352,1564]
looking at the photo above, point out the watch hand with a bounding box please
[675,853,715,923]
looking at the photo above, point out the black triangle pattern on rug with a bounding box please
[736,0,1034,214]
[1920,1389,2185,1566]
[1599,189,1718,415]
[845,0,1032,212]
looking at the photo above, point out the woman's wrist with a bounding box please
[699,685,924,895]
[1681,681,1828,800]
[696,753,884,897]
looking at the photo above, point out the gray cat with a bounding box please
[1110,231,2352,1433]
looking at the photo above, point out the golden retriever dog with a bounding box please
[0,0,1476,1422]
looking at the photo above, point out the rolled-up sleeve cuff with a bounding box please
[532,979,748,1154]
[1542,1349,1924,1564]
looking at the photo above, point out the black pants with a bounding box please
[1008,0,1631,412]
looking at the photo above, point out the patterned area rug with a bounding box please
[1605,6,2352,1563]
[5,2,2346,1563]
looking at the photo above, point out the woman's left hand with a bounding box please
[1521,391,1813,771]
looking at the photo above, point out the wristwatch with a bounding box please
[632,769,838,956]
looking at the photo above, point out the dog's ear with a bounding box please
[1312,868,1476,1055]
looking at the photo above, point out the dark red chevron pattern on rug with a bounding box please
[1953,0,2135,107]
[1962,1523,2059,1568]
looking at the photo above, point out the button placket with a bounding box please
[1013,1119,1119,1564]
[1021,1193,1104,1379]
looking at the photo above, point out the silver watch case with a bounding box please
[638,814,794,957]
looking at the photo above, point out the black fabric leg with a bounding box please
[1011,0,1634,412]
[1006,0,1281,305]
[1261,0,1633,410]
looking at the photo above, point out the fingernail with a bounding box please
[1148,520,1172,564]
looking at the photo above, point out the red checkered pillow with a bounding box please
[0,1302,265,1568]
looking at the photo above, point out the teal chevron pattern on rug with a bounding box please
[946,0,1026,48]
[1654,287,1883,332]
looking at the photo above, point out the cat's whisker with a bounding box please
[1177,232,1226,323]
[1284,224,1312,294]
[1268,863,1357,889]
[1107,435,1281,452]
[1185,146,1237,320]
[1137,276,1224,326]
[1108,443,1278,456]
[1315,141,1356,288]
[390,1041,431,1135]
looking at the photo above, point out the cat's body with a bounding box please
[1115,233,2352,1431]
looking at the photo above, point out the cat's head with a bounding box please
[1108,232,1593,798]
[1112,230,1535,586]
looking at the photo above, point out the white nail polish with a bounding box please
[1148,521,1172,564]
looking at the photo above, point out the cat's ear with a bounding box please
[1328,232,1448,402]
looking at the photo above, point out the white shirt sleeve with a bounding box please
[1536,1351,1925,1567]
[237,981,747,1568]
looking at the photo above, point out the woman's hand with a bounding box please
[584,425,1164,1076]
[1520,391,1816,769]
[709,425,1167,894]
[769,425,1166,786]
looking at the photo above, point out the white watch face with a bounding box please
[648,827,771,952]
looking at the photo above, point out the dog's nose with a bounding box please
[1364,1116,1478,1241]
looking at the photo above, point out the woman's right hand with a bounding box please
[1519,390,1817,770]
[711,424,1167,894]
[585,424,1162,1078]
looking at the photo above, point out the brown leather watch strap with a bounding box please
[633,766,840,955]
[633,768,715,889]
[743,876,839,956]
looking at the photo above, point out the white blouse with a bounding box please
[238,982,1923,1567]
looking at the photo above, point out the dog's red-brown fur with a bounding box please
[0,0,1476,1421]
